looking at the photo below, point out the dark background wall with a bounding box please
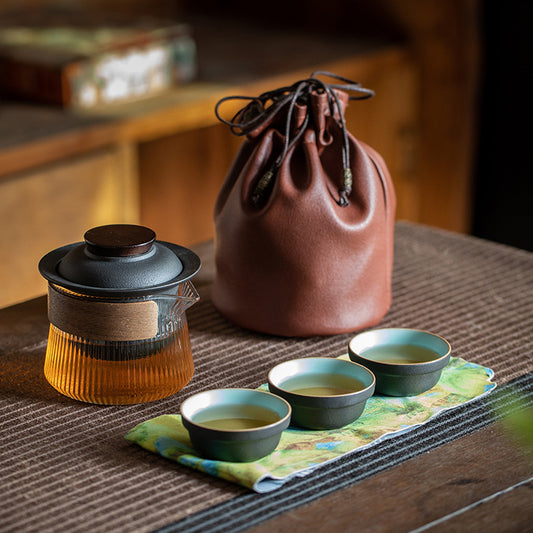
[472,1,533,251]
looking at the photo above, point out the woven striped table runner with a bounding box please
[1,222,532,532]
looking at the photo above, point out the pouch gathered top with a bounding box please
[212,72,396,337]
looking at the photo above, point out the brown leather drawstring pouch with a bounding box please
[212,72,396,337]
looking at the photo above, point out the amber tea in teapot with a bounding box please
[39,224,201,405]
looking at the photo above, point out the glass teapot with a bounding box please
[38,224,201,405]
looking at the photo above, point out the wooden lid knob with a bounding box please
[84,225,156,257]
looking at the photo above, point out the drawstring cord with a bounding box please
[215,71,374,207]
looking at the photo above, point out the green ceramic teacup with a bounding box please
[268,357,376,430]
[180,388,291,462]
[348,328,451,396]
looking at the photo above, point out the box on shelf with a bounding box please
[0,20,196,108]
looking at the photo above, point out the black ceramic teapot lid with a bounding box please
[38,224,201,297]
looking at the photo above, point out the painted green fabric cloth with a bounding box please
[126,357,496,492]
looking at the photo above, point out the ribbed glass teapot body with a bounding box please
[44,322,193,405]
[43,283,197,405]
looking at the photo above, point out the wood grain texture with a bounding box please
[378,0,481,233]
[0,144,138,308]
[138,122,242,246]
[249,424,533,533]
[0,224,531,532]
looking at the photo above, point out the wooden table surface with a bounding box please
[250,425,532,532]
[1,307,531,533]
[1,225,532,532]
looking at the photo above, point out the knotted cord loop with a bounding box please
[215,71,374,207]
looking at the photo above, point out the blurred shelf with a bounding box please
[0,17,402,179]
[0,19,414,308]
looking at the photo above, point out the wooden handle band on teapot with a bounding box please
[47,284,159,341]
